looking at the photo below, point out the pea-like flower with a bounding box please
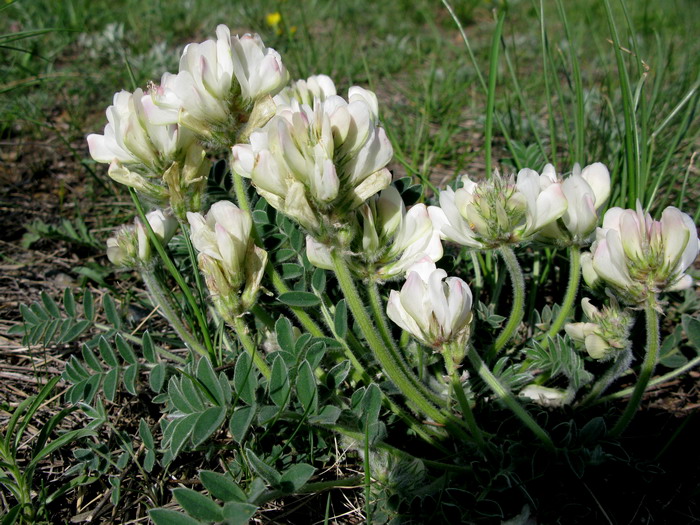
[231,85,392,241]
[150,25,288,139]
[429,168,567,249]
[564,298,633,360]
[107,209,178,267]
[582,202,698,304]
[88,89,208,215]
[273,74,337,108]
[305,186,443,279]
[187,201,268,317]
[386,259,473,349]
[537,162,611,245]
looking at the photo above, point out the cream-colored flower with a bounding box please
[583,202,698,303]
[386,259,472,348]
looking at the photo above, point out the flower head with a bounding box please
[386,259,473,350]
[107,209,178,267]
[429,168,567,249]
[150,25,288,140]
[231,85,392,242]
[187,201,267,317]
[582,202,698,304]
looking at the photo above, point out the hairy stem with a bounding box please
[578,348,633,407]
[142,270,207,357]
[546,245,581,338]
[490,246,526,359]
[330,248,470,441]
[368,280,443,406]
[231,315,271,379]
[609,298,660,437]
[468,350,554,450]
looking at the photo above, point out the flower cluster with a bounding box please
[231,83,392,241]
[582,202,698,304]
[429,168,568,249]
[386,259,473,353]
[107,209,178,268]
[565,298,633,360]
[187,201,268,320]
[149,25,288,140]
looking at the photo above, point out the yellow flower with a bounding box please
[265,12,283,35]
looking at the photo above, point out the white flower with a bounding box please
[107,209,178,267]
[583,201,698,303]
[357,187,443,279]
[231,85,393,239]
[87,89,192,172]
[187,201,267,314]
[150,26,288,139]
[537,162,611,245]
[386,258,472,348]
[429,169,567,249]
[274,75,337,108]
[229,31,289,102]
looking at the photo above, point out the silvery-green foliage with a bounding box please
[527,335,594,392]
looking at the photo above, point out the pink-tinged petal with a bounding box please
[660,207,691,271]
[427,270,449,329]
[677,211,699,272]
[580,162,611,208]
[619,211,644,261]
[601,207,625,230]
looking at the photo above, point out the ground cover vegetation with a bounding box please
[1,0,700,523]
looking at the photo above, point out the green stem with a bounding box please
[596,353,700,405]
[330,249,469,441]
[368,280,443,406]
[546,245,581,339]
[609,298,660,437]
[231,316,271,379]
[578,348,632,407]
[230,167,326,339]
[468,350,554,450]
[129,189,215,361]
[490,246,525,359]
[141,270,207,357]
[444,347,487,451]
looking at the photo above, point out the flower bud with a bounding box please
[386,259,472,349]
[564,298,633,360]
